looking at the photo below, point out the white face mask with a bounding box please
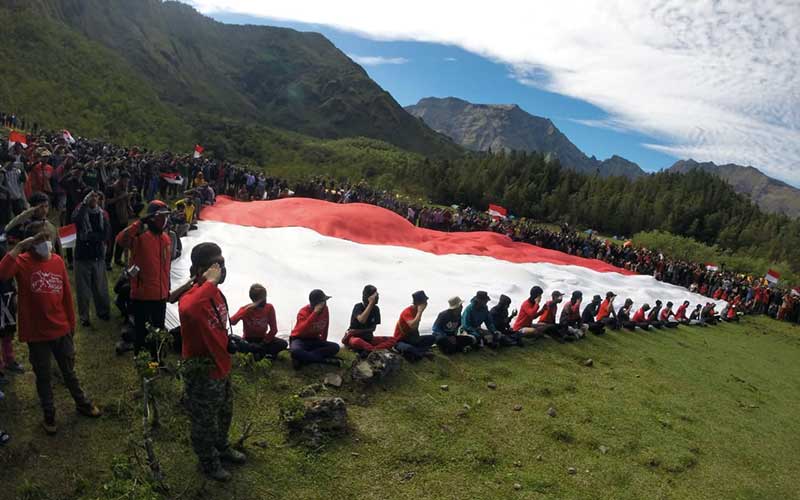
[34,240,52,257]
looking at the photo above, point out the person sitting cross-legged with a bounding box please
[393,290,436,361]
[659,301,680,328]
[580,294,606,335]
[461,291,501,347]
[432,296,476,354]
[230,284,287,361]
[489,294,524,346]
[289,289,341,369]
[631,303,653,330]
[512,286,549,338]
[342,285,395,356]
[595,292,619,330]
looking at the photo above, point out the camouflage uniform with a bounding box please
[184,372,233,471]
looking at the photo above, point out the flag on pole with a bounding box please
[7,130,27,149]
[705,263,719,272]
[487,204,508,219]
[791,287,800,297]
[765,269,780,285]
[159,172,184,186]
[59,224,77,249]
[193,144,204,159]
[62,129,76,144]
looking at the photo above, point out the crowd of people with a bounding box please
[0,127,796,480]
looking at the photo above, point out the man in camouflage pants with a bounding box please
[179,243,245,481]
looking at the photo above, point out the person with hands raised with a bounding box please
[179,243,246,482]
[289,289,340,369]
[0,225,101,436]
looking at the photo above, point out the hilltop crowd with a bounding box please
[0,127,796,480]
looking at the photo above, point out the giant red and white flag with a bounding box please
[165,198,723,340]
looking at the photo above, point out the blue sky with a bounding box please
[213,13,678,172]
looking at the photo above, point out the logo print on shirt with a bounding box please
[31,271,63,294]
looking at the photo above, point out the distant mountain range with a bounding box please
[405,97,646,178]
[406,97,800,217]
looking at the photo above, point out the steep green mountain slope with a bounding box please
[0,0,458,156]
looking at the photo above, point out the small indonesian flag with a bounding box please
[62,129,76,144]
[193,144,204,159]
[765,269,780,285]
[705,263,719,272]
[59,224,77,249]
[487,204,508,219]
[160,172,184,186]
[791,287,800,297]
[8,130,27,149]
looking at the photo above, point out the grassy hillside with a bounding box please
[1,302,798,500]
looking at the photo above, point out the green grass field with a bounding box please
[1,312,799,499]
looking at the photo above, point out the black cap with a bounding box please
[606,291,617,299]
[552,290,564,299]
[474,291,491,303]
[412,290,429,305]
[145,200,170,217]
[624,298,634,306]
[309,289,331,306]
[498,294,511,306]
[642,303,651,310]
[593,295,602,303]
[571,291,583,300]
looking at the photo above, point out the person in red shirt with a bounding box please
[659,301,679,328]
[393,290,435,361]
[631,303,652,329]
[596,292,619,330]
[230,283,287,360]
[179,242,245,481]
[537,290,567,342]
[0,225,100,435]
[674,300,690,323]
[116,200,172,358]
[512,286,548,337]
[289,289,340,369]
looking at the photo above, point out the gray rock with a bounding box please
[513,483,522,491]
[599,445,609,455]
[440,385,450,391]
[282,396,348,447]
[547,406,557,417]
[487,382,497,389]
[584,358,594,367]
[513,460,522,468]
[536,455,543,461]
[350,351,402,383]
[323,373,343,388]
[513,404,523,411]
[568,467,577,475]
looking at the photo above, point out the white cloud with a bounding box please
[186,0,800,183]
[349,54,409,66]
[444,57,457,62]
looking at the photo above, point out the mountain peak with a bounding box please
[406,96,645,179]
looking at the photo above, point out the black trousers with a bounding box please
[133,300,167,358]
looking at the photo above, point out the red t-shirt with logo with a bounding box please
[231,303,278,342]
[179,281,231,379]
[0,252,75,343]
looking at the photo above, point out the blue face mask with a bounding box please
[34,240,52,257]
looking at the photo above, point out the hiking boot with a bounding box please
[42,415,57,436]
[219,447,247,465]
[77,403,102,418]
[200,463,231,482]
[6,361,25,374]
